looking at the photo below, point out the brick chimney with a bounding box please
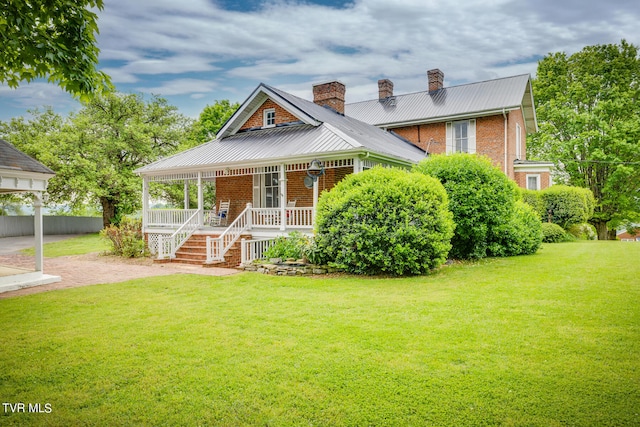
[312,81,345,114]
[428,69,444,92]
[378,79,394,99]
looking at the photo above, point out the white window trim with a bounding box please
[263,108,276,128]
[446,119,476,154]
[515,123,522,160]
[526,174,541,190]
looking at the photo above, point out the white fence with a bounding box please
[0,216,103,237]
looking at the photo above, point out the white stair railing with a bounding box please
[206,203,253,263]
[240,238,278,264]
[157,209,200,259]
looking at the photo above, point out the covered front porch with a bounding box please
[141,157,379,264]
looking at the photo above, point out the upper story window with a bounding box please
[263,108,276,127]
[446,119,476,154]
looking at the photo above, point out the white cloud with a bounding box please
[1,0,638,120]
[137,78,219,96]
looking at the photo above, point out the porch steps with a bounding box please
[160,234,247,269]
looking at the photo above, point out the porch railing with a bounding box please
[251,207,314,228]
[240,238,278,264]
[157,209,200,259]
[146,209,217,227]
[206,203,252,263]
[147,209,197,227]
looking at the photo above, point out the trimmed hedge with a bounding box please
[489,201,543,256]
[542,222,571,243]
[539,185,595,229]
[314,166,454,276]
[415,153,540,259]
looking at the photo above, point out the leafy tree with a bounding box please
[0,0,111,98]
[530,40,640,239]
[0,93,191,227]
[189,100,240,145]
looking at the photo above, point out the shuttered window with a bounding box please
[446,119,476,154]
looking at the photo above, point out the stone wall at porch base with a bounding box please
[242,260,341,275]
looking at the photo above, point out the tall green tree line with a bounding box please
[530,40,640,239]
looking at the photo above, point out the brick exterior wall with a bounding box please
[389,109,529,186]
[215,175,253,220]
[214,167,354,221]
[514,171,551,190]
[240,99,300,130]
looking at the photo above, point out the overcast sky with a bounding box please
[0,0,638,122]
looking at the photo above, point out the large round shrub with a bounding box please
[314,166,454,275]
[541,222,570,243]
[414,153,521,259]
[488,200,543,256]
[540,185,595,229]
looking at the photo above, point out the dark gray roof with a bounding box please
[0,139,54,175]
[138,84,426,175]
[345,74,537,133]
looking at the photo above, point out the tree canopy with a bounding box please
[0,93,191,227]
[0,0,111,98]
[189,100,240,145]
[530,40,640,239]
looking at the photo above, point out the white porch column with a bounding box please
[279,164,287,231]
[184,180,190,209]
[197,172,203,225]
[33,192,44,272]
[353,156,363,174]
[142,177,149,230]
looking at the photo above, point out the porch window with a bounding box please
[264,108,275,127]
[263,171,280,208]
[527,174,540,190]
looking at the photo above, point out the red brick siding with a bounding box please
[240,100,299,130]
[514,171,551,190]
[214,167,354,219]
[476,115,508,176]
[389,109,528,182]
[286,170,313,207]
[215,175,253,220]
[392,123,446,153]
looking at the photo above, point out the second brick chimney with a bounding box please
[428,69,444,92]
[378,79,394,99]
[312,81,346,114]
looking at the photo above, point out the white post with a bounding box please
[142,177,149,231]
[312,178,319,224]
[241,238,247,265]
[279,164,287,231]
[246,202,253,230]
[184,180,189,209]
[353,156,362,174]
[197,172,203,226]
[33,192,44,272]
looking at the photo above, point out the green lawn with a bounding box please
[20,233,109,257]
[1,241,639,426]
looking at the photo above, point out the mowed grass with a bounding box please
[20,233,109,257]
[1,241,638,426]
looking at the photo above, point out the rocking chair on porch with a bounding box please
[210,200,230,226]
